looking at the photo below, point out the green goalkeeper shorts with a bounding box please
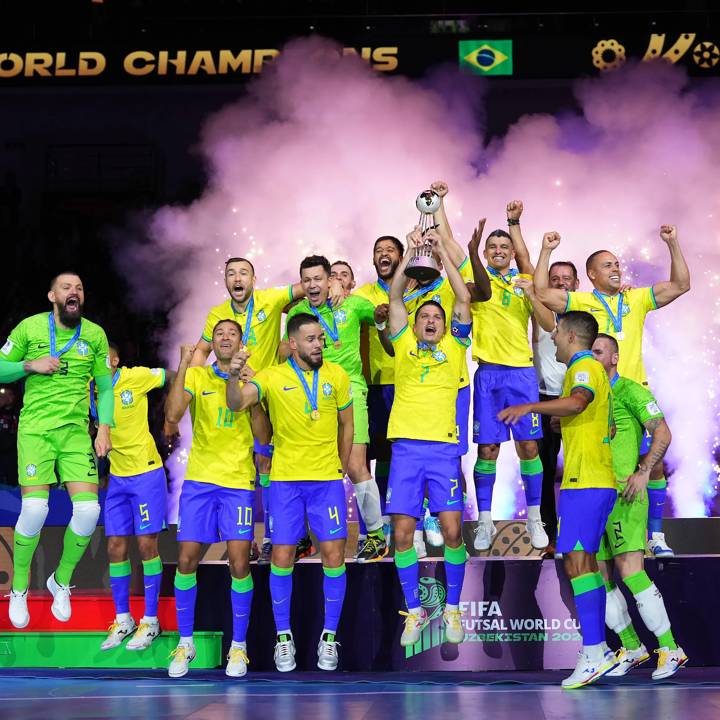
[597,487,648,560]
[351,381,370,446]
[18,425,98,487]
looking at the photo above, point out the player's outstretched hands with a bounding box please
[659,224,677,245]
[25,356,60,375]
[179,344,195,367]
[542,231,561,251]
[497,403,532,426]
[94,424,112,458]
[430,180,449,198]
[406,225,424,249]
[468,218,487,257]
[506,200,523,221]
[229,349,250,378]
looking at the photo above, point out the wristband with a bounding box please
[375,321,387,331]
[507,218,520,226]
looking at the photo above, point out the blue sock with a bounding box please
[444,544,466,605]
[474,459,496,512]
[322,565,347,634]
[395,546,420,610]
[231,574,254,643]
[570,572,606,647]
[142,556,162,618]
[262,486,270,537]
[109,560,131,615]
[647,478,667,535]
[519,456,543,508]
[270,564,293,633]
[174,570,197,638]
[358,510,368,536]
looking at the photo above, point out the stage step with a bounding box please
[0,631,221,668]
[0,594,177,631]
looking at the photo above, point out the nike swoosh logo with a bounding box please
[238,529,251,535]
[329,527,342,535]
[144,585,153,590]
[139,523,151,530]
[272,599,285,605]
[446,499,460,505]
[530,428,540,435]
[282,386,297,391]
[201,391,216,396]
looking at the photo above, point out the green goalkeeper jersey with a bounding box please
[0,312,111,433]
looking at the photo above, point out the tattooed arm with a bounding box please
[621,417,671,502]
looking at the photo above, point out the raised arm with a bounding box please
[374,303,395,357]
[467,218,492,302]
[388,228,418,336]
[190,340,212,368]
[513,277,556,332]
[430,180,467,269]
[165,344,195,424]
[427,228,471,325]
[533,232,569,313]
[506,200,534,275]
[225,350,260,412]
[652,225,691,308]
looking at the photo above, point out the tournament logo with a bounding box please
[257,309,267,322]
[150,368,161,375]
[322,382,333,396]
[25,464,37,477]
[120,390,134,406]
[334,309,347,324]
[419,576,447,621]
[76,340,90,356]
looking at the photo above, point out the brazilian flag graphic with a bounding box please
[459,40,513,76]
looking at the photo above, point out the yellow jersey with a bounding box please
[559,352,616,491]
[183,364,255,490]
[251,360,352,481]
[106,366,165,477]
[470,267,534,367]
[201,285,293,373]
[354,280,395,385]
[387,324,469,443]
[566,287,657,385]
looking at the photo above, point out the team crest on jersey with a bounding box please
[432,294,441,304]
[513,286,524,296]
[257,309,267,322]
[76,340,89,356]
[322,382,333,397]
[333,309,347,324]
[26,464,37,477]
[620,303,630,316]
[431,350,447,362]
[120,390,134,406]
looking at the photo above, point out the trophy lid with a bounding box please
[416,190,441,215]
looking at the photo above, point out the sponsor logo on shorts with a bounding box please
[238,528,251,535]
[139,522,151,531]
[446,498,461,505]
[322,383,332,396]
[26,464,37,477]
[121,390,134,406]
[530,426,541,436]
[76,340,90,356]
[201,390,216,396]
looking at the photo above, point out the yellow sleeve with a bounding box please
[569,359,599,398]
[184,367,198,397]
[201,307,220,343]
[335,366,352,410]
[250,368,271,403]
[632,287,658,313]
[259,285,294,312]
[132,366,166,394]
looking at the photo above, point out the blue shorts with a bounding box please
[455,385,471,457]
[177,480,254,544]
[387,440,463,519]
[473,364,543,444]
[268,479,347,545]
[556,488,617,554]
[639,429,651,456]
[367,384,395,460]
[104,466,167,536]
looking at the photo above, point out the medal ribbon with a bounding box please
[231,294,255,346]
[609,372,620,388]
[211,362,229,381]
[592,290,624,334]
[288,356,319,415]
[48,313,82,358]
[309,302,340,345]
[486,266,519,285]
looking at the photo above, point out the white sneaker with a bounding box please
[317,634,340,671]
[46,573,72,622]
[607,644,650,676]
[8,588,29,629]
[400,607,428,647]
[442,608,465,644]
[473,519,497,551]
[413,530,428,559]
[168,641,196,678]
[100,617,137,650]
[423,514,444,547]
[274,633,296,672]
[126,618,161,650]
[647,533,674,558]
[561,649,618,689]
[652,646,688,680]
[226,644,249,678]
[526,518,549,549]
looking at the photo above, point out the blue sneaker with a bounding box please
[423,514,444,547]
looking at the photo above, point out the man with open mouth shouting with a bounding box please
[1,272,113,630]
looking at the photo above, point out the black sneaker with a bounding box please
[295,535,316,561]
[257,539,272,565]
[356,534,388,563]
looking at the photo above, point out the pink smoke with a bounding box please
[127,37,719,517]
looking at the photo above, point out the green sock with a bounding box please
[12,531,42,593]
[619,625,642,651]
[55,526,92,586]
[657,629,678,650]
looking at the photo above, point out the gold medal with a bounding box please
[311,409,321,420]
[334,340,342,349]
